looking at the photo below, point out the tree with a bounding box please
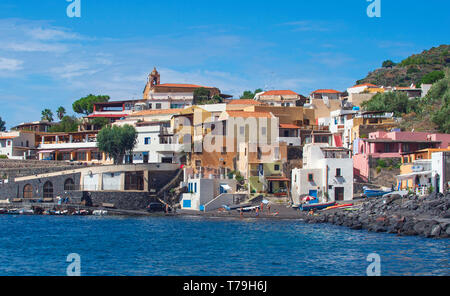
[419,70,445,86]
[193,88,223,105]
[429,69,450,133]
[41,109,54,122]
[48,116,79,133]
[0,117,5,131]
[56,106,66,120]
[72,94,110,115]
[239,88,264,99]
[97,124,137,164]
[361,92,415,117]
[382,60,396,68]
[90,117,109,130]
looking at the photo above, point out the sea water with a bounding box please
[0,215,448,276]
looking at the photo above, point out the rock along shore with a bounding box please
[304,192,450,239]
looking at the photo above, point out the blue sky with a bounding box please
[0,0,449,128]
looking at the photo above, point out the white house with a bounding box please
[180,177,238,211]
[431,151,450,194]
[0,131,36,160]
[347,83,379,94]
[291,143,353,204]
[130,121,185,164]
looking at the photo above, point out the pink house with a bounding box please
[353,131,450,181]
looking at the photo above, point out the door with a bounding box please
[308,190,318,204]
[143,152,149,163]
[335,187,344,201]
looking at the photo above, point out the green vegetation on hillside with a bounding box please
[357,45,450,87]
[361,92,416,117]
[361,68,450,133]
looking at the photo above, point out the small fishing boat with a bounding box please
[7,208,20,215]
[0,208,7,214]
[73,209,90,216]
[363,187,393,198]
[324,203,354,211]
[93,210,108,216]
[239,205,260,212]
[300,201,336,211]
[19,208,34,215]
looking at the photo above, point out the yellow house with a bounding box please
[397,147,450,190]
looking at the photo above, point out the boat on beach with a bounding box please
[363,187,393,198]
[300,201,336,211]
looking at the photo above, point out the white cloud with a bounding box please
[0,57,23,71]
[26,27,82,41]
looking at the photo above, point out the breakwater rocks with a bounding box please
[304,193,450,239]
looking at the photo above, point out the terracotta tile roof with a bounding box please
[350,83,378,88]
[228,99,261,105]
[311,89,342,94]
[260,90,298,96]
[279,123,300,129]
[0,136,17,140]
[226,111,273,118]
[131,108,185,117]
[156,83,213,88]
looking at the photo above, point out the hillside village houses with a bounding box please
[1,66,449,210]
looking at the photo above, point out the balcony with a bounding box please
[39,141,98,150]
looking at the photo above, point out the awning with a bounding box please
[76,148,98,152]
[396,170,432,180]
[38,150,55,154]
[87,114,128,118]
[266,177,290,182]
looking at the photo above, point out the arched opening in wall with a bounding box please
[64,178,75,191]
[23,184,33,199]
[43,181,53,198]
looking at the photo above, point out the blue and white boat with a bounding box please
[363,187,393,198]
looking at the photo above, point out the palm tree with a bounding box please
[41,109,54,122]
[56,106,66,120]
[0,117,6,131]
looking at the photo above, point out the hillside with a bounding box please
[356,44,450,87]
[361,68,450,133]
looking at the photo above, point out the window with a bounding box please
[308,174,314,182]
[156,103,162,109]
[336,168,341,177]
[240,126,245,135]
[261,127,266,135]
[195,160,201,167]
[274,164,280,171]
[144,137,151,145]
[43,181,53,198]
[402,143,410,152]
[23,184,33,199]
[64,178,75,191]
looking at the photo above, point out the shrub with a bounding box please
[376,159,388,168]
[0,155,7,159]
